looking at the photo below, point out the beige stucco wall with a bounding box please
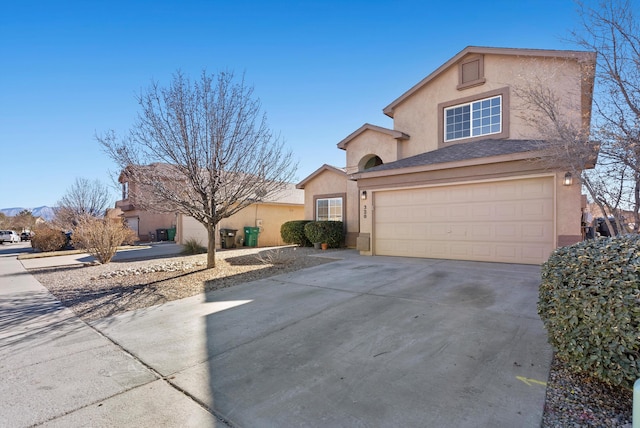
[113,179,177,241]
[130,211,176,241]
[111,204,176,242]
[343,130,400,175]
[178,203,304,248]
[555,170,583,245]
[392,54,587,159]
[301,169,348,220]
[300,169,359,247]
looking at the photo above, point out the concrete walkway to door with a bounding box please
[87,254,552,427]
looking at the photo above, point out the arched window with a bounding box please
[360,155,383,171]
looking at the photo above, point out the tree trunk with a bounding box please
[207,222,216,268]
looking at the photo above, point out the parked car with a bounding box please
[0,230,21,243]
[594,216,626,237]
[20,231,33,241]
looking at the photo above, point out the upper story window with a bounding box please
[444,95,502,142]
[316,197,343,221]
[122,181,129,200]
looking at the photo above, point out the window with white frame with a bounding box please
[122,181,129,200]
[444,95,502,142]
[316,197,343,221]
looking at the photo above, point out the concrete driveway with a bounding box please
[86,254,551,427]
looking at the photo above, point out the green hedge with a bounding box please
[538,235,640,389]
[303,221,344,248]
[280,220,312,247]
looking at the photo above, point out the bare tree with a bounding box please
[573,0,640,231]
[55,177,112,228]
[514,0,640,236]
[98,71,297,268]
[13,209,36,232]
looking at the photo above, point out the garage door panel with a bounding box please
[495,224,519,240]
[470,204,493,218]
[522,223,552,239]
[427,207,449,220]
[521,200,553,218]
[469,224,493,239]
[374,177,554,264]
[495,245,518,260]
[495,203,519,218]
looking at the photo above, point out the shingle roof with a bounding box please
[296,164,346,189]
[364,139,545,173]
[337,123,409,150]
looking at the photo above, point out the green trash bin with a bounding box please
[243,227,259,247]
[167,227,176,241]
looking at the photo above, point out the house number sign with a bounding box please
[363,205,367,219]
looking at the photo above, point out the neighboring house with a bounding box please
[298,46,597,265]
[111,168,304,247]
[110,170,177,241]
[177,183,304,248]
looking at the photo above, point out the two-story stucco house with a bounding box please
[110,165,305,247]
[297,46,597,265]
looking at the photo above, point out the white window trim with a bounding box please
[444,95,502,143]
[315,197,343,222]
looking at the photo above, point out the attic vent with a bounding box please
[458,55,486,90]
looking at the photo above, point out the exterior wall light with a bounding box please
[563,172,573,186]
[361,190,367,200]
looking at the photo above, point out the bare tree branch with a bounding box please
[97,70,297,268]
[55,178,112,228]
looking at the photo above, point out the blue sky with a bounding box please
[1,0,596,208]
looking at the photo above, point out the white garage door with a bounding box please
[374,177,554,264]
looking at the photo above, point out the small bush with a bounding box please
[31,225,67,252]
[538,235,640,389]
[303,221,344,248]
[73,217,138,264]
[281,220,312,247]
[182,238,207,255]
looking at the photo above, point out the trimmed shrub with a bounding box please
[303,221,344,248]
[281,220,312,247]
[538,235,640,389]
[31,225,67,252]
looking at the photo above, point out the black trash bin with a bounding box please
[219,228,237,249]
[156,228,168,241]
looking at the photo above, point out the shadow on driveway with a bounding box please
[92,255,551,427]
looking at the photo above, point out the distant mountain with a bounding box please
[0,206,56,221]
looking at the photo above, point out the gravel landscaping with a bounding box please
[29,246,335,322]
[26,246,633,426]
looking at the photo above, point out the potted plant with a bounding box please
[304,222,326,250]
[304,221,344,250]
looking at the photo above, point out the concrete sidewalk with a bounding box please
[18,242,185,269]
[0,247,218,427]
[1,245,552,427]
